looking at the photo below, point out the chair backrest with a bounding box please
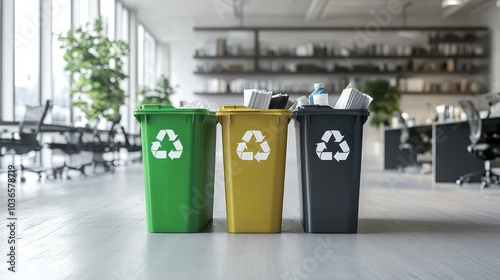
[120,126,132,147]
[91,120,120,145]
[19,100,52,137]
[398,113,410,146]
[459,100,481,145]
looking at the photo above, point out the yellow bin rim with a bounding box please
[216,105,292,116]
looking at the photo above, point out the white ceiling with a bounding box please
[120,0,493,41]
[121,0,309,18]
[322,0,492,20]
[323,0,443,17]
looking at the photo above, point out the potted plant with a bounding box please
[363,80,401,127]
[58,17,129,124]
[136,74,176,106]
[363,80,401,156]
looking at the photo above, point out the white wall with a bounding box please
[477,7,500,93]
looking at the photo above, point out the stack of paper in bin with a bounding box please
[334,83,373,110]
[244,89,273,109]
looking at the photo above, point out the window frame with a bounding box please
[0,0,15,122]
[138,23,160,88]
[12,0,43,121]
[0,0,3,121]
[51,0,73,125]
[0,0,140,125]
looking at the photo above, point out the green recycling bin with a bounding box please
[134,105,217,233]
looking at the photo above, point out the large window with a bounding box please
[14,0,41,121]
[116,1,130,129]
[143,29,156,88]
[137,24,144,87]
[116,2,128,42]
[138,24,157,88]
[79,0,90,26]
[52,0,72,125]
[1,0,143,126]
[100,0,115,39]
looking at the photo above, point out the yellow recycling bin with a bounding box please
[216,106,291,233]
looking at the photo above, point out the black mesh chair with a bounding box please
[0,100,52,182]
[457,100,500,188]
[120,126,142,164]
[87,122,121,173]
[47,126,93,179]
[397,113,432,172]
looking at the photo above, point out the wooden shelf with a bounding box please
[194,71,394,76]
[428,37,479,44]
[193,71,476,76]
[193,55,255,59]
[194,92,243,96]
[401,91,478,95]
[257,54,488,59]
[194,26,489,32]
[194,54,487,60]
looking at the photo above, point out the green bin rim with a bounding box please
[216,105,292,116]
[134,104,214,115]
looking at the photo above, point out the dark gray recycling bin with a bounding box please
[293,105,369,233]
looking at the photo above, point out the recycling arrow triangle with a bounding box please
[236,130,270,162]
[151,129,183,160]
[316,130,350,162]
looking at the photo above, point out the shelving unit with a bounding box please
[193,70,477,76]
[193,55,255,60]
[193,26,488,32]
[194,54,488,60]
[194,91,478,96]
[193,26,490,95]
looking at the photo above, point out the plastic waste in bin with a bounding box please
[134,105,217,233]
[216,106,291,233]
[293,105,369,233]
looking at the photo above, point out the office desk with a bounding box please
[1,123,84,134]
[433,118,500,183]
[384,124,432,170]
[432,121,482,183]
[0,122,18,134]
[0,121,19,126]
[40,124,75,133]
[39,125,112,135]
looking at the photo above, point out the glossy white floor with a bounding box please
[1,155,500,279]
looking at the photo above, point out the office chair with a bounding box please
[0,100,52,182]
[397,113,432,173]
[119,126,142,164]
[456,100,500,188]
[88,121,121,173]
[46,127,93,179]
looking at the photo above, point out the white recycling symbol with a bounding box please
[316,130,350,162]
[236,130,270,162]
[151,129,183,160]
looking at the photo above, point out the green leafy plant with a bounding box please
[363,80,401,127]
[58,17,129,123]
[136,75,175,106]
